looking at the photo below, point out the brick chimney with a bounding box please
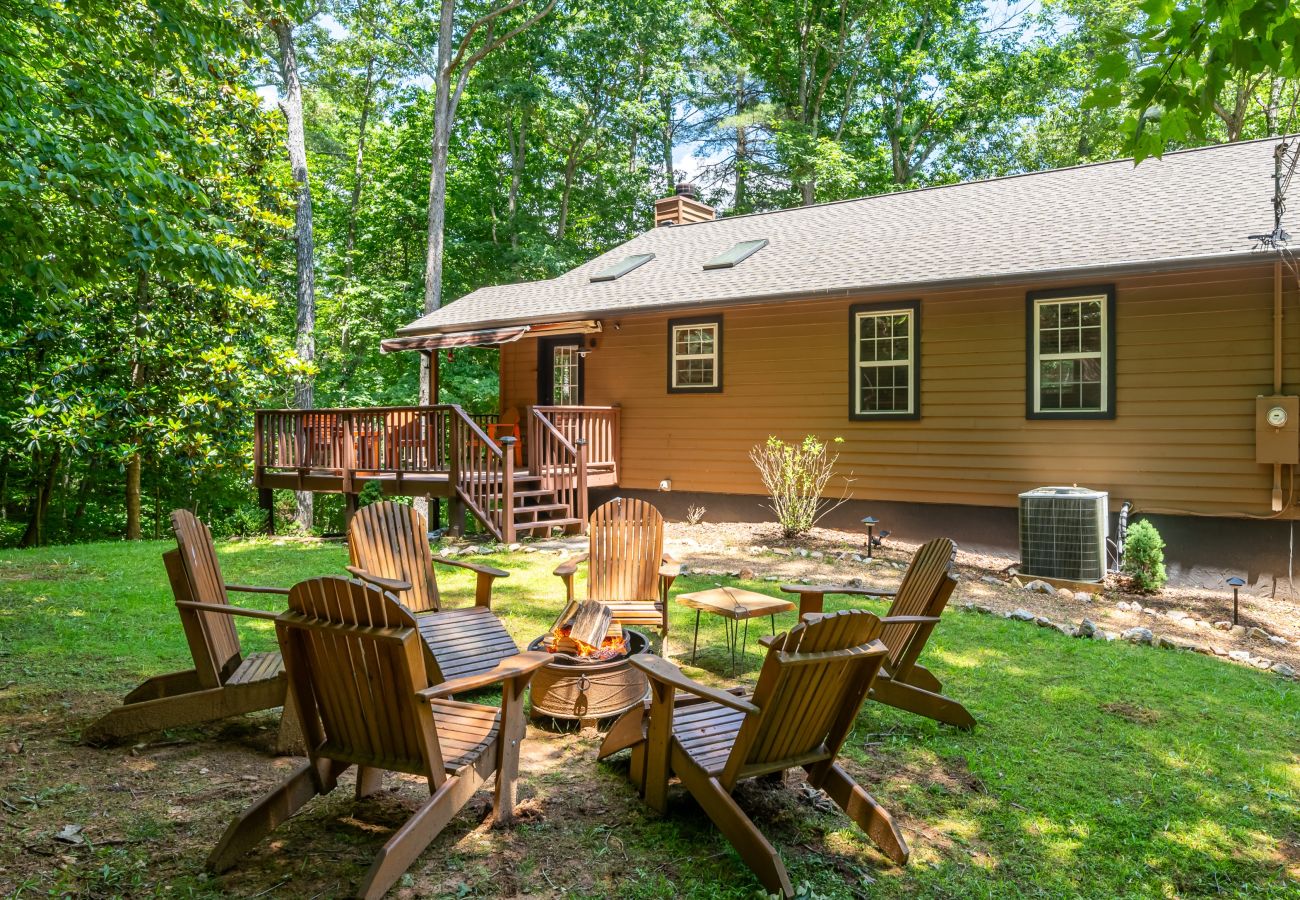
[654,182,715,227]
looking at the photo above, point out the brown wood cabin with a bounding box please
[256,138,1300,588]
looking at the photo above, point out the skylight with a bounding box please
[703,239,768,270]
[589,253,655,282]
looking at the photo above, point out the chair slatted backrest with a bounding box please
[587,498,664,603]
[721,611,888,789]
[171,510,243,688]
[348,501,441,614]
[879,538,956,671]
[280,577,444,780]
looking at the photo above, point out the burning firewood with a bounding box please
[543,600,627,660]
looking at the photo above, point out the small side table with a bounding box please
[677,587,796,674]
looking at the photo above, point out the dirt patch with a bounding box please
[1100,701,1161,726]
[652,520,1300,678]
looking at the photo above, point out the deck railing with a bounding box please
[449,406,513,542]
[527,408,588,528]
[531,405,620,481]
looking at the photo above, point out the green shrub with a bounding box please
[749,435,848,538]
[1123,519,1167,592]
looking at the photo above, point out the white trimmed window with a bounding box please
[1030,291,1112,416]
[669,318,722,392]
[851,303,918,419]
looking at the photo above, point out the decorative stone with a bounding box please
[1166,609,1189,620]
[1155,635,1204,653]
[1247,626,1270,641]
[810,550,824,559]
[1077,619,1098,638]
[1121,627,1154,645]
[1010,576,1024,588]
[1097,630,1118,641]
[1228,650,1252,662]
[845,577,864,588]
[1008,609,1035,622]
[795,548,809,558]
[772,548,791,556]
[1073,591,1094,603]
[1034,616,1055,628]
[1142,607,1158,616]
[980,575,1002,586]
[1230,624,1248,637]
[1023,579,1054,594]
[965,604,997,615]
[1213,621,1232,630]
[737,569,755,580]
[1251,657,1273,670]
[1210,645,1228,656]
[463,545,481,555]
[1056,587,1075,599]
[1056,624,1078,637]
[1272,662,1296,678]
[1268,635,1289,647]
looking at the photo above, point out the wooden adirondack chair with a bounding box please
[780,538,974,730]
[207,577,550,900]
[346,500,519,682]
[85,511,298,750]
[554,497,680,635]
[597,610,908,898]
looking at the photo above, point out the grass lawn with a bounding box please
[0,536,1298,898]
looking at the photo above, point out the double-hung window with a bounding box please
[850,301,920,419]
[1027,287,1115,418]
[668,317,722,392]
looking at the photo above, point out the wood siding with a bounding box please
[500,262,1300,519]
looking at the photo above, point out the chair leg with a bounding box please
[274,690,305,756]
[906,664,943,694]
[207,761,325,874]
[355,772,476,900]
[812,763,909,866]
[597,705,645,760]
[674,758,794,899]
[494,675,529,825]
[355,767,384,800]
[870,678,975,731]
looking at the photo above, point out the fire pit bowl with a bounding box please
[526,628,651,724]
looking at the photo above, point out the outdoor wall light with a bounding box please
[1227,576,1245,625]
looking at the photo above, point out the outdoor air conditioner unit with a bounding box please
[1018,486,1108,583]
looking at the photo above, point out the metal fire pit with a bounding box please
[526,628,650,724]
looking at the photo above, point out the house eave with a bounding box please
[394,249,1277,337]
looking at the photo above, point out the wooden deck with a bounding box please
[254,405,620,541]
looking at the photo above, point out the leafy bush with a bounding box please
[1123,519,1167,593]
[750,435,848,538]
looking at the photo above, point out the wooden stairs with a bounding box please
[508,473,583,536]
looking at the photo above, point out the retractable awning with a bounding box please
[381,319,602,353]
[380,326,530,353]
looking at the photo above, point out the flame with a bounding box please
[547,625,629,661]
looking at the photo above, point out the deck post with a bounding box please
[572,438,589,535]
[447,411,465,537]
[343,492,358,530]
[501,436,517,545]
[259,488,275,535]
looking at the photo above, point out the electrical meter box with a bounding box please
[1256,395,1300,465]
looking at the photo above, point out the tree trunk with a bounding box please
[125,454,142,540]
[660,90,675,192]
[20,449,60,548]
[273,17,316,533]
[508,104,530,250]
[735,70,749,210]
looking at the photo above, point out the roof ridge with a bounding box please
[672,134,1295,229]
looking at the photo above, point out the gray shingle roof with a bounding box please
[398,138,1284,336]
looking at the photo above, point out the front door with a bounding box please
[538,335,585,405]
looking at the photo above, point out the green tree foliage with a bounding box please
[1087,0,1300,159]
[1123,519,1168,593]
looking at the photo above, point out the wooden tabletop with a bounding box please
[676,587,796,620]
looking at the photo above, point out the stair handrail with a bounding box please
[529,407,586,531]
[448,404,508,542]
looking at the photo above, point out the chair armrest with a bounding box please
[345,566,413,594]
[879,615,941,625]
[553,553,589,578]
[780,583,896,598]
[662,551,681,565]
[418,651,552,698]
[225,584,290,596]
[658,562,683,579]
[630,655,760,715]
[175,600,280,621]
[431,555,509,579]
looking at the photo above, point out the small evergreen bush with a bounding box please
[1122,519,1167,593]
